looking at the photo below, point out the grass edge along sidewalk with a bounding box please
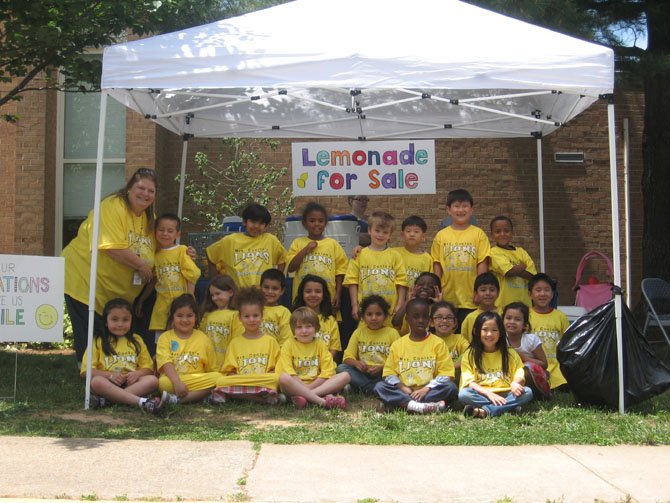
[0,349,669,446]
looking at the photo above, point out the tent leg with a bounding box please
[84,91,109,410]
[623,118,631,307]
[607,101,625,414]
[536,137,545,272]
[177,138,189,238]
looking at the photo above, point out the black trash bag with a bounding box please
[557,300,670,409]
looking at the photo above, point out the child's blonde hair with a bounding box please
[290,306,320,331]
[368,211,394,231]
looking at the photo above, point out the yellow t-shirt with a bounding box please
[80,334,153,376]
[529,309,569,389]
[316,314,342,352]
[382,334,455,389]
[391,247,432,289]
[221,334,280,376]
[262,305,293,346]
[460,348,525,393]
[343,247,408,313]
[438,333,470,363]
[276,337,336,383]
[343,324,399,367]
[149,245,201,330]
[206,232,286,288]
[490,245,537,309]
[156,329,217,376]
[430,225,491,309]
[63,195,155,313]
[286,236,349,302]
[200,309,243,369]
[460,307,501,342]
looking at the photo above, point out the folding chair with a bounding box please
[641,278,670,347]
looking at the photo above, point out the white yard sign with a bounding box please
[0,255,64,343]
[292,140,436,196]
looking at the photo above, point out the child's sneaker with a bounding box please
[141,397,161,415]
[342,384,352,395]
[276,393,287,405]
[324,394,347,410]
[205,389,227,405]
[291,395,308,409]
[161,391,180,405]
[89,394,107,409]
[524,363,552,400]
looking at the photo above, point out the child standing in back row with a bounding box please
[344,211,408,322]
[528,273,569,391]
[260,269,293,346]
[391,215,433,290]
[459,272,500,342]
[489,216,537,308]
[431,189,490,326]
[286,202,349,310]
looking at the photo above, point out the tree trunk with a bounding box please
[642,0,670,280]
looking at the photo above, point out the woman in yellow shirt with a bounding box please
[459,311,534,418]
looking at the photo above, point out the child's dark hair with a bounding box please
[446,188,473,207]
[201,274,237,314]
[416,271,441,288]
[405,297,430,318]
[401,215,427,232]
[502,302,531,332]
[469,311,510,377]
[260,268,285,288]
[236,286,265,310]
[155,212,181,231]
[293,274,333,318]
[430,300,457,319]
[490,215,513,231]
[98,298,141,356]
[360,295,391,317]
[241,203,272,224]
[302,202,328,223]
[528,273,556,292]
[474,272,500,292]
[167,294,200,330]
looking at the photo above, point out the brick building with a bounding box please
[0,70,644,305]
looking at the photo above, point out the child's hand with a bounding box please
[354,360,368,373]
[351,245,363,260]
[306,241,318,252]
[186,246,197,261]
[410,386,429,401]
[399,384,414,395]
[510,381,524,397]
[408,285,418,301]
[174,380,189,398]
[431,285,442,303]
[134,301,144,318]
[367,365,383,377]
[352,304,360,321]
[125,370,141,386]
[487,390,507,406]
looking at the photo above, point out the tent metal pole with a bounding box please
[177,138,189,243]
[607,101,625,414]
[84,90,109,410]
[536,137,546,272]
[623,118,631,307]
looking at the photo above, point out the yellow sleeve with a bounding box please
[490,247,514,276]
[278,307,293,346]
[342,329,361,361]
[97,196,130,250]
[269,234,287,266]
[276,342,297,375]
[430,230,444,264]
[434,338,455,379]
[475,228,491,264]
[459,349,476,388]
[519,247,537,275]
[559,311,570,334]
[136,336,154,371]
[333,241,350,276]
[155,332,172,371]
[393,250,408,287]
[285,237,306,270]
[80,338,103,375]
[317,342,336,379]
[382,339,400,378]
[220,340,238,374]
[205,236,229,273]
[267,338,281,372]
[179,246,202,284]
[343,254,361,286]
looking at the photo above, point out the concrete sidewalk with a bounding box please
[1,436,668,503]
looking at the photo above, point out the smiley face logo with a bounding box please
[35,304,58,330]
[296,172,308,188]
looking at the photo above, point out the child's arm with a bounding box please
[208,259,219,279]
[348,284,360,321]
[468,380,507,405]
[343,356,368,373]
[287,241,318,272]
[161,363,189,398]
[476,258,489,274]
[334,274,344,311]
[134,278,157,317]
[391,300,407,329]
[433,262,443,280]
[186,281,195,296]
[394,285,407,316]
[125,367,153,386]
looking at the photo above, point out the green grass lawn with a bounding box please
[1,349,669,445]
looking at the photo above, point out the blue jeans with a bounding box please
[336,364,380,394]
[458,386,533,417]
[374,379,458,408]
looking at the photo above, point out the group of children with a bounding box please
[82,190,570,419]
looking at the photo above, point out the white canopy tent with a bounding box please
[86,0,625,411]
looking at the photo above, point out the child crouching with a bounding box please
[277,307,350,409]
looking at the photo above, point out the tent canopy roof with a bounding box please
[102,0,614,139]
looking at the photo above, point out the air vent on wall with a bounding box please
[554,152,585,163]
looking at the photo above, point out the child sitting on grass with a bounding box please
[276,307,350,409]
[459,311,533,418]
[430,301,468,383]
[374,298,458,413]
[81,298,160,413]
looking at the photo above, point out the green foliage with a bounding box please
[184,138,294,237]
[0,0,288,118]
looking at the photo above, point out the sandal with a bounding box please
[473,407,489,419]
[463,405,475,417]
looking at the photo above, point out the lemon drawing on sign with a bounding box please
[296,173,308,188]
[35,304,58,329]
